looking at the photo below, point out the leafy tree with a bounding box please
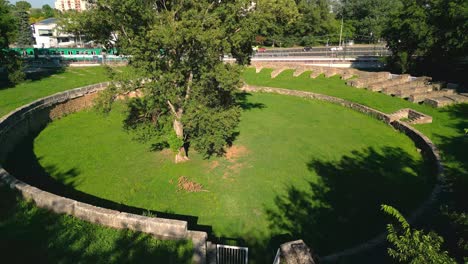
[255,0,299,46]
[41,4,54,18]
[0,0,24,85]
[290,0,339,46]
[0,0,16,48]
[341,0,402,41]
[15,8,33,47]
[382,204,457,263]
[74,0,262,162]
[14,0,30,11]
[384,0,467,82]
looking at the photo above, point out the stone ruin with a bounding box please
[250,62,468,108]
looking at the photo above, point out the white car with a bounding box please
[330,46,343,51]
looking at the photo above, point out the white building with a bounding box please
[55,0,90,12]
[32,18,78,48]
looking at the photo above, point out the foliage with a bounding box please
[15,9,33,47]
[341,0,402,41]
[383,0,468,83]
[29,5,55,24]
[382,204,456,263]
[289,0,339,46]
[0,0,23,84]
[14,0,30,11]
[0,0,16,48]
[77,0,263,158]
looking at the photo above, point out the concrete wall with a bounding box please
[0,83,206,263]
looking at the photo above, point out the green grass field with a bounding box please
[0,67,111,117]
[28,91,434,258]
[0,186,192,263]
[1,66,466,262]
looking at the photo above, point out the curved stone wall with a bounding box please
[0,83,444,263]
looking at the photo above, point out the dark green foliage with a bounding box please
[382,205,456,263]
[0,0,16,48]
[15,9,33,47]
[41,4,54,18]
[384,0,468,83]
[0,0,24,84]
[84,0,259,157]
[341,0,402,41]
[14,0,30,11]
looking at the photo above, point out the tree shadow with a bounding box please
[430,103,468,261]
[265,146,435,258]
[236,92,266,111]
[0,64,66,90]
[2,130,214,238]
[0,186,193,263]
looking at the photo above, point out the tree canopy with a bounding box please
[68,0,263,161]
[383,0,468,83]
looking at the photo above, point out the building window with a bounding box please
[38,29,53,37]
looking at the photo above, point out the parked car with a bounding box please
[303,46,312,51]
[258,47,267,52]
[330,46,343,51]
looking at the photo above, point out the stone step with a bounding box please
[392,86,433,98]
[409,89,456,103]
[424,96,456,107]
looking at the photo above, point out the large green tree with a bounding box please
[384,0,468,82]
[290,0,339,46]
[0,0,24,85]
[15,9,33,47]
[70,0,262,162]
[14,0,30,11]
[341,0,402,41]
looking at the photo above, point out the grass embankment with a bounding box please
[0,186,192,263]
[0,67,111,117]
[26,91,432,259]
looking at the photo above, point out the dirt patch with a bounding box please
[208,160,220,171]
[225,145,249,162]
[177,176,206,193]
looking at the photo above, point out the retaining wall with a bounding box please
[0,83,207,263]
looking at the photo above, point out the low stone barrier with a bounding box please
[0,83,206,263]
[242,85,444,262]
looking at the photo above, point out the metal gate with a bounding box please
[216,244,248,264]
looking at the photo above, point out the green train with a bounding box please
[11,47,119,57]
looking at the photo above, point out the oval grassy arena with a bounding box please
[33,91,433,256]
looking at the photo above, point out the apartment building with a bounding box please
[55,0,89,12]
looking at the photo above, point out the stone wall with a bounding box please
[242,85,444,263]
[0,83,207,263]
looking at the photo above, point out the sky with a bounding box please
[12,0,55,8]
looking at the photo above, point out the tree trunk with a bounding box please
[173,118,189,163]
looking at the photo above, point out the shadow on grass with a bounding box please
[0,186,192,263]
[0,66,66,90]
[3,132,214,238]
[263,146,435,262]
[431,103,468,261]
[236,92,266,111]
